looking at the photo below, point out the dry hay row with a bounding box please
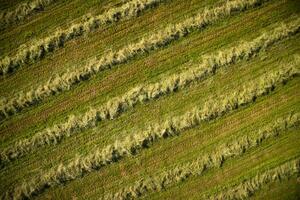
[4,62,299,200]
[0,0,56,27]
[104,113,300,200]
[206,158,300,200]
[0,19,298,166]
[0,0,271,120]
[0,0,166,75]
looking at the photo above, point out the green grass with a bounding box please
[0,0,30,11]
[144,130,300,200]
[1,0,298,142]
[250,176,300,200]
[0,0,217,96]
[0,0,299,199]
[0,0,126,54]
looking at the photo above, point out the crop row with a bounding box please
[0,0,56,27]
[0,0,165,75]
[5,63,299,199]
[104,113,299,199]
[1,19,298,166]
[0,0,271,120]
[207,158,300,199]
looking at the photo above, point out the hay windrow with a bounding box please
[207,158,300,200]
[0,0,56,27]
[5,63,299,199]
[0,0,275,121]
[104,113,299,199]
[0,0,166,75]
[1,20,299,165]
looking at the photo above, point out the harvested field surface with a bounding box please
[0,0,299,199]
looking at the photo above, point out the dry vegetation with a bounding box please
[207,158,300,199]
[4,62,299,199]
[0,0,299,199]
[1,20,299,165]
[0,0,56,27]
[0,0,271,121]
[0,0,164,75]
[105,113,300,199]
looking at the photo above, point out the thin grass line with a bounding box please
[0,0,167,75]
[206,158,300,199]
[0,0,57,27]
[0,19,298,166]
[104,113,299,199]
[0,0,272,121]
[5,61,299,199]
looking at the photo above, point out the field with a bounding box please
[0,0,299,199]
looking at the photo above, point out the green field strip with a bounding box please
[38,122,300,199]
[144,131,300,200]
[1,77,298,197]
[0,2,297,144]
[0,0,31,11]
[249,176,300,200]
[0,0,221,119]
[101,114,299,199]
[76,114,300,200]
[0,0,271,121]
[3,63,298,198]
[0,0,58,28]
[0,0,215,80]
[0,32,298,155]
[0,59,297,189]
[1,20,297,165]
[0,0,168,75]
[0,0,298,199]
[206,159,299,199]
[0,0,127,54]
[0,44,298,181]
[0,5,292,128]
[0,0,221,98]
[0,0,225,136]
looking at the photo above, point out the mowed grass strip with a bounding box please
[249,176,300,200]
[143,130,300,200]
[37,108,300,199]
[1,2,299,195]
[103,113,299,199]
[1,19,298,166]
[4,63,298,199]
[206,158,300,200]
[2,76,299,198]
[0,0,219,97]
[0,0,57,28]
[0,0,299,199]
[0,0,129,55]
[1,38,299,193]
[0,0,166,75]
[0,0,31,11]
[0,0,270,121]
[1,0,297,144]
